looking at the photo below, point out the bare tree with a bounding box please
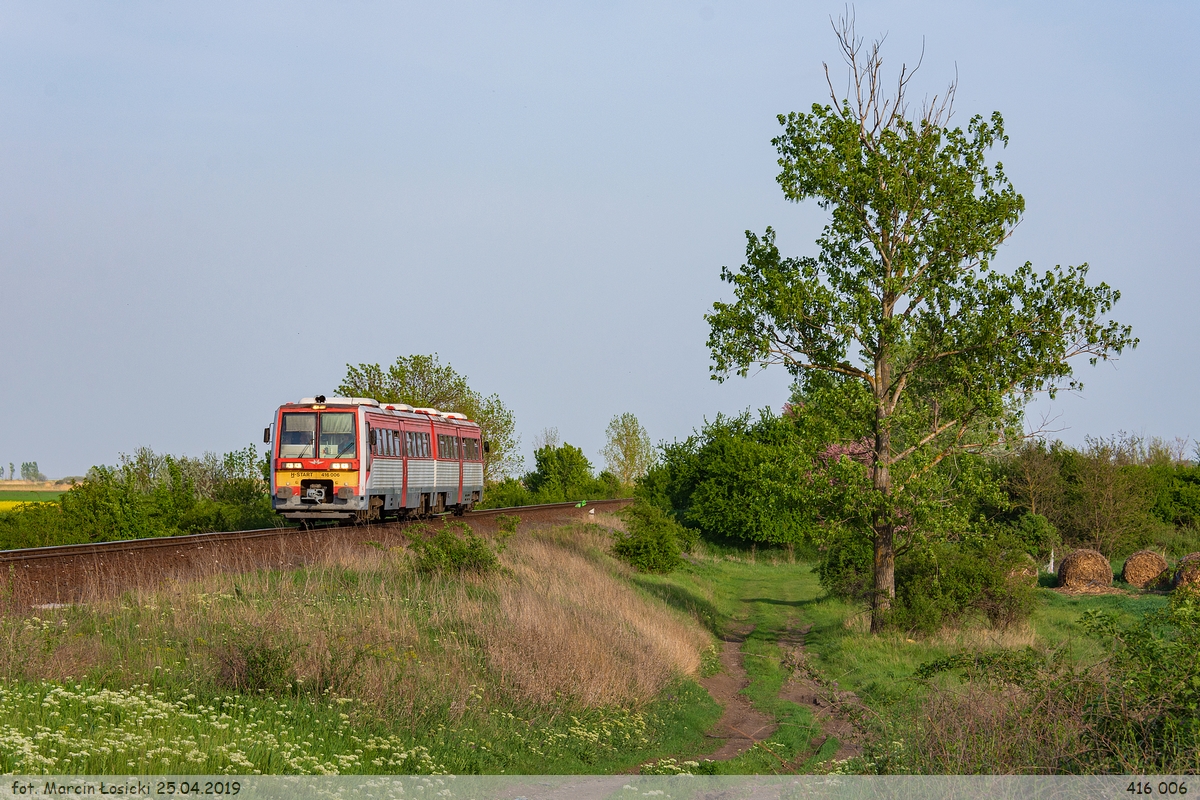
[1009,440,1063,523]
[533,427,561,452]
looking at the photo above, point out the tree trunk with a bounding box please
[871,518,895,633]
[870,359,894,634]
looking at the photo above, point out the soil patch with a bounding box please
[697,623,778,759]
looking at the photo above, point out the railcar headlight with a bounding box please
[331,463,353,470]
[281,462,304,469]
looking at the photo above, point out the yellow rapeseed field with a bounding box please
[0,500,56,512]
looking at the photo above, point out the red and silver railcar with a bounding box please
[265,396,485,522]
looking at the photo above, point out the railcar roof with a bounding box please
[278,400,480,428]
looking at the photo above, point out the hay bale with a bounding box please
[1057,548,1113,590]
[1173,552,1200,590]
[1121,550,1169,589]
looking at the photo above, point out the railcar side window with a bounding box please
[405,431,431,458]
[387,430,397,457]
[437,434,460,460]
[279,413,317,458]
[462,438,481,460]
[319,413,357,459]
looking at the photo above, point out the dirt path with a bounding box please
[776,623,866,762]
[695,621,867,766]
[697,623,778,759]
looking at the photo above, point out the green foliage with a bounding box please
[409,522,500,575]
[526,443,595,499]
[895,538,1038,634]
[819,534,1038,634]
[339,354,521,482]
[1010,512,1061,562]
[703,29,1134,630]
[1004,434,1200,559]
[645,380,1005,554]
[1081,587,1200,771]
[909,588,1200,773]
[1148,462,1200,528]
[476,476,534,509]
[478,443,628,509]
[814,525,873,602]
[601,412,655,486]
[642,410,825,547]
[0,445,279,550]
[611,501,696,574]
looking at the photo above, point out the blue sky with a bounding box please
[2,1,1197,477]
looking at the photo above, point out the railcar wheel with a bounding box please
[355,496,384,524]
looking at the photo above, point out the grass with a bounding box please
[0,522,721,774]
[632,550,831,772]
[1,516,1179,775]
[628,544,1181,775]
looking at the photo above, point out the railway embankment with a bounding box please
[0,510,727,774]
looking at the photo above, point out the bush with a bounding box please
[611,501,692,573]
[1080,586,1200,771]
[0,445,279,550]
[815,526,874,603]
[901,588,1200,773]
[215,627,298,694]
[646,411,826,547]
[897,538,1037,633]
[476,449,629,510]
[409,522,500,575]
[1010,512,1060,562]
[818,534,1038,634]
[477,477,535,509]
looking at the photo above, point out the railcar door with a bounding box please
[403,424,435,513]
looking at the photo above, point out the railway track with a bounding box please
[0,498,633,608]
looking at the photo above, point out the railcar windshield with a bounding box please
[319,412,357,458]
[278,411,358,459]
[279,413,317,458]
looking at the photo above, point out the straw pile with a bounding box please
[1008,554,1039,586]
[1057,549,1113,590]
[1121,550,1169,589]
[1173,552,1200,590]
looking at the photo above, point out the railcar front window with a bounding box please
[279,413,317,458]
[320,413,357,458]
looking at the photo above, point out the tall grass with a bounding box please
[0,522,718,774]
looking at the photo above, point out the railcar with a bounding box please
[264,395,485,522]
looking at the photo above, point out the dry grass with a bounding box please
[462,526,708,706]
[0,523,709,724]
[928,622,1039,650]
[891,681,1088,773]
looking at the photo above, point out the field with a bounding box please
[0,491,63,513]
[0,515,1184,774]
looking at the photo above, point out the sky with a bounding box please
[1,1,1197,478]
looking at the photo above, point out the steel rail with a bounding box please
[0,497,632,564]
